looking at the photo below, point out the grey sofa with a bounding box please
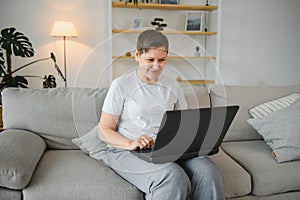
[0,84,300,200]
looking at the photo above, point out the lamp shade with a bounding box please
[50,21,78,37]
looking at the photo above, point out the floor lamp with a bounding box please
[50,21,78,87]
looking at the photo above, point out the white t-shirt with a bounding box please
[102,71,187,141]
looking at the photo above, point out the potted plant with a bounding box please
[122,0,154,5]
[151,18,167,31]
[0,27,65,91]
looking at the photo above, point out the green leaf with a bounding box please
[50,52,65,81]
[50,52,56,62]
[43,75,56,88]
[0,49,5,77]
[0,27,34,58]
[0,74,28,91]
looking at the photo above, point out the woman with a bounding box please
[99,29,225,200]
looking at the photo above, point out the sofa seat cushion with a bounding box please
[0,187,21,200]
[209,148,251,198]
[221,141,300,196]
[23,150,143,200]
[228,191,300,200]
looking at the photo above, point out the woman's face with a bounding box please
[135,47,167,84]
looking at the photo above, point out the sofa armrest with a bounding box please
[0,129,46,189]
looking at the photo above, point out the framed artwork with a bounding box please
[132,18,143,29]
[185,11,203,31]
[160,0,179,5]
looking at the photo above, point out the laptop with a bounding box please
[131,105,239,164]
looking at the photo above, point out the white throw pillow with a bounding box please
[72,125,107,161]
[249,93,299,118]
[247,98,300,163]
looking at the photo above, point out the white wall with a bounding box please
[220,0,300,86]
[1,0,299,88]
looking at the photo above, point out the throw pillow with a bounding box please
[72,125,108,161]
[249,93,299,118]
[247,98,300,163]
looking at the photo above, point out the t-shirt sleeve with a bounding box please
[102,78,124,115]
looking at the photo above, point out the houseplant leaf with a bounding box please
[0,74,28,91]
[0,27,34,57]
[0,49,5,76]
[50,52,65,82]
[43,75,56,88]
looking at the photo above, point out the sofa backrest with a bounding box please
[210,84,300,142]
[1,87,108,149]
[4,84,298,147]
[182,85,210,108]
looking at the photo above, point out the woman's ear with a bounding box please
[134,49,140,62]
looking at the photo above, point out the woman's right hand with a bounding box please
[129,134,154,150]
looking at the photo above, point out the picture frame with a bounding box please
[185,11,203,32]
[132,18,143,29]
[159,0,179,5]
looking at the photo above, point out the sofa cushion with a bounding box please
[221,140,300,196]
[0,129,46,189]
[1,87,108,149]
[0,187,21,200]
[23,150,143,200]
[249,93,299,118]
[209,148,251,198]
[72,125,108,161]
[230,192,300,200]
[247,98,300,163]
[210,85,300,141]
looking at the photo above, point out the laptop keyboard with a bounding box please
[133,147,153,153]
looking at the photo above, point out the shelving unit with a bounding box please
[177,79,215,85]
[112,2,217,11]
[112,29,217,35]
[113,56,216,60]
[109,0,221,85]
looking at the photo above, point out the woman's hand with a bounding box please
[129,134,154,150]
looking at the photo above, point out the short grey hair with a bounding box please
[136,29,169,54]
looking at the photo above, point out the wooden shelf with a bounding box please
[177,79,215,85]
[113,56,216,60]
[168,56,216,60]
[112,29,217,35]
[112,2,217,11]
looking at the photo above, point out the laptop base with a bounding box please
[132,147,220,164]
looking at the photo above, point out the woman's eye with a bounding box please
[145,58,166,63]
[146,59,154,62]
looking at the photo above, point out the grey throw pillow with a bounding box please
[72,125,108,161]
[249,93,299,118]
[0,129,46,189]
[247,98,300,163]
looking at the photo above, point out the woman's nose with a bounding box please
[152,62,160,69]
[152,60,160,67]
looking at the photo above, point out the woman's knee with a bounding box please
[193,157,221,183]
[182,157,219,180]
[152,164,191,192]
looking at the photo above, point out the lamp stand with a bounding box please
[63,36,67,87]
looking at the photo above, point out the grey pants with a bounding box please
[104,148,225,200]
